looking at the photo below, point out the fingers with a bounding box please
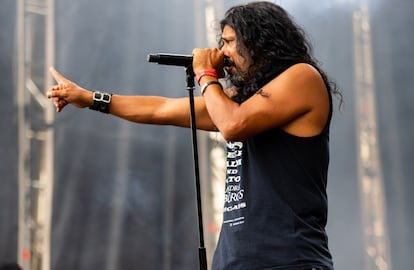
[57,99,68,112]
[52,97,68,112]
[192,48,225,73]
[47,67,65,98]
[47,67,73,112]
[49,66,66,84]
[47,82,66,113]
[47,85,62,99]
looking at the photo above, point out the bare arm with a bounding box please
[46,67,217,131]
[108,94,217,130]
[202,63,330,141]
[191,48,330,141]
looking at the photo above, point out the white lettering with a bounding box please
[225,184,240,192]
[227,159,242,167]
[226,169,238,175]
[227,150,242,158]
[224,190,244,203]
[226,175,241,183]
[227,142,243,150]
[223,202,247,213]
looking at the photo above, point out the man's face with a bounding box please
[220,25,252,79]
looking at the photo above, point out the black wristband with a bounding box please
[89,91,112,113]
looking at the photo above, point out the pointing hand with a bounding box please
[47,67,92,112]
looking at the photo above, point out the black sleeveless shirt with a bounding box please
[212,111,334,269]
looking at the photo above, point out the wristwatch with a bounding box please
[89,91,112,113]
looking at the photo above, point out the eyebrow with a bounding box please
[221,36,235,42]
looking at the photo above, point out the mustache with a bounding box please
[227,67,245,86]
[224,57,236,67]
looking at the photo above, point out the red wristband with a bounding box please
[196,69,218,85]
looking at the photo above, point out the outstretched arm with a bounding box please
[46,67,217,131]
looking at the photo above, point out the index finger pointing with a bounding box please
[49,66,66,83]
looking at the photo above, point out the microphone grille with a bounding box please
[147,54,160,63]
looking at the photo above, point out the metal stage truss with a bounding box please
[194,0,226,267]
[352,1,392,269]
[16,0,55,269]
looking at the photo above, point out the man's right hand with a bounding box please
[47,67,93,112]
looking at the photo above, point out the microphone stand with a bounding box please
[185,65,207,270]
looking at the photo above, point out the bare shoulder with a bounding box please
[262,63,328,105]
[278,63,325,89]
[265,63,330,136]
[214,63,330,139]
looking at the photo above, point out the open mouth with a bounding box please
[224,56,235,67]
[226,65,236,74]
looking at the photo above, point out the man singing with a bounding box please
[47,2,341,269]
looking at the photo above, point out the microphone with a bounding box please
[147,53,193,67]
[147,53,231,67]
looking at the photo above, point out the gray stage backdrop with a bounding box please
[1,0,413,269]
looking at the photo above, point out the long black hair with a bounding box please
[220,1,341,104]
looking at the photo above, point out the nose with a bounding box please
[220,44,229,56]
